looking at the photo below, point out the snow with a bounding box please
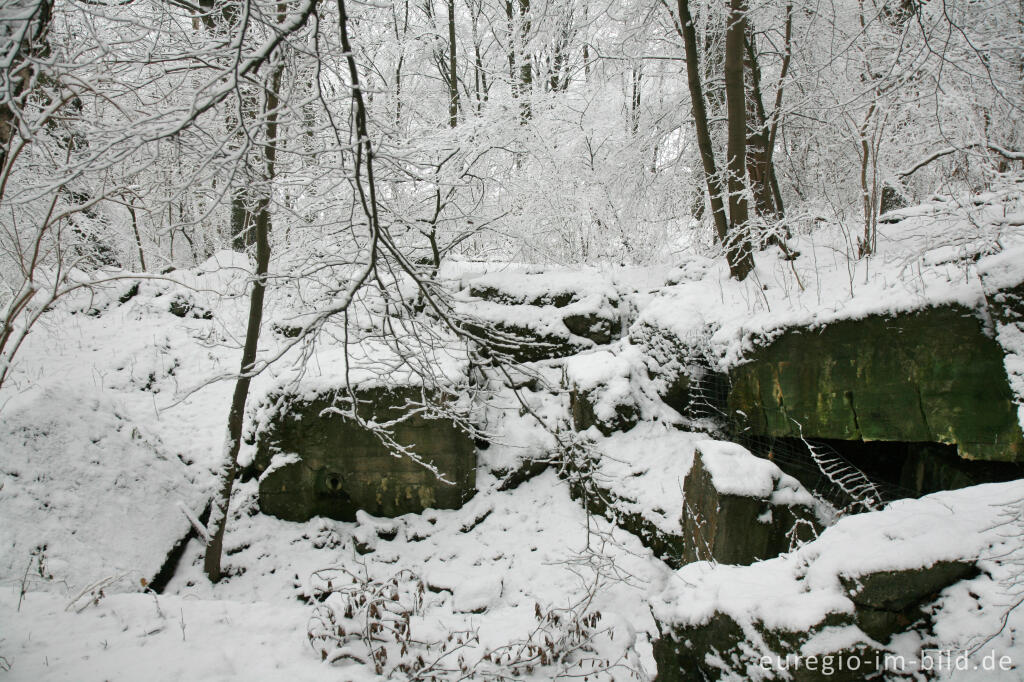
[0,259,267,595]
[0,387,209,591]
[692,441,820,511]
[564,344,682,426]
[588,423,699,536]
[565,348,626,391]
[2,188,1024,680]
[0,588,327,682]
[451,266,627,355]
[456,298,578,339]
[979,245,1024,296]
[451,573,503,613]
[652,479,1024,677]
[0,260,668,678]
[978,243,1024,417]
[636,190,1024,373]
[695,440,778,498]
[159,472,668,680]
[457,268,620,305]
[476,408,559,474]
[475,381,564,475]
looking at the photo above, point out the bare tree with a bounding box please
[674,0,754,280]
[204,49,285,582]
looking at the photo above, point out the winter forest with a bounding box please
[3,0,1024,678]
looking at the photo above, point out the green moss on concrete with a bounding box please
[254,386,477,522]
[729,305,1024,461]
[681,446,820,566]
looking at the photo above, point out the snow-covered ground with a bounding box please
[2,185,1024,680]
[0,255,672,680]
[2,471,669,681]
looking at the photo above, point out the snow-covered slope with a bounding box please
[2,187,1024,680]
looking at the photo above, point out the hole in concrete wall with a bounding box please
[739,436,1024,509]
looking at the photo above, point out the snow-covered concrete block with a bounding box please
[252,385,477,522]
[681,441,823,566]
[650,479,1020,681]
[728,305,1024,462]
[456,270,624,362]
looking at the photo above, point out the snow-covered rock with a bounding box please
[652,480,1024,681]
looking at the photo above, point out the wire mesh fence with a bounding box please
[675,355,920,513]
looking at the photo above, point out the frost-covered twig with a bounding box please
[65,574,127,613]
[684,500,717,564]
[970,495,1024,655]
[177,501,211,545]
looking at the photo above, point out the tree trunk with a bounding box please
[447,0,459,127]
[126,200,146,271]
[630,64,641,135]
[743,30,780,222]
[677,0,751,280]
[468,0,487,111]
[582,3,590,82]
[393,0,409,127]
[765,2,792,219]
[1,0,54,175]
[230,192,251,252]
[723,0,754,279]
[204,57,283,583]
[677,0,729,246]
[504,1,518,100]
[196,0,253,253]
[858,105,878,258]
[518,0,532,123]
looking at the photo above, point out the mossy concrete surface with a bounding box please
[254,386,477,522]
[729,305,1024,461]
[681,446,820,566]
[653,610,883,682]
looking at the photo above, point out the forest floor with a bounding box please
[2,187,1024,680]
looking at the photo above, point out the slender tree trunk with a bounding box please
[204,57,284,583]
[196,0,253,253]
[582,3,590,82]
[766,2,792,216]
[856,0,878,258]
[394,54,404,127]
[858,103,879,257]
[0,0,53,175]
[743,30,779,221]
[504,1,518,100]
[126,200,146,271]
[677,0,729,246]
[517,0,532,122]
[630,64,641,135]
[230,194,250,251]
[548,11,572,92]
[468,0,487,111]
[723,0,754,279]
[677,0,751,279]
[393,0,409,128]
[447,0,459,127]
